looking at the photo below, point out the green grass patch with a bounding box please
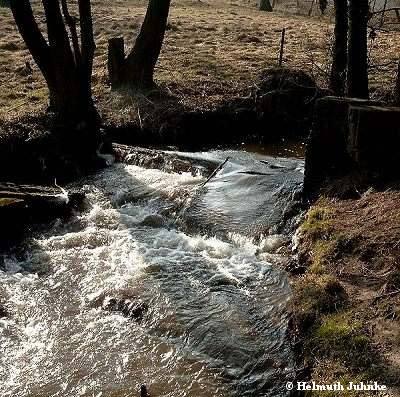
[300,205,334,240]
[293,274,348,332]
[300,203,355,275]
[311,313,373,371]
[308,239,337,274]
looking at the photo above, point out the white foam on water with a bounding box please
[0,154,300,397]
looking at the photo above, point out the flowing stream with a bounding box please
[0,149,304,397]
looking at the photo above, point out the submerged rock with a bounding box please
[207,274,240,288]
[140,385,150,397]
[0,305,7,318]
[102,296,148,322]
[140,214,166,228]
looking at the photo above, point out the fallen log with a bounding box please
[112,143,219,177]
[0,183,84,248]
[0,182,84,208]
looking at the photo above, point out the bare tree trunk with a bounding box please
[330,0,348,96]
[78,0,96,117]
[108,0,171,89]
[260,0,273,11]
[319,0,328,14]
[395,60,400,105]
[125,0,171,88]
[108,38,125,88]
[10,0,99,127]
[347,0,369,99]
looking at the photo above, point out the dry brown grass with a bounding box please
[0,0,399,126]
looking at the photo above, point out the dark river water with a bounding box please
[0,149,304,397]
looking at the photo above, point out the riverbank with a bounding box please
[291,188,400,396]
[0,66,317,186]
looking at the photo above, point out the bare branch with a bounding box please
[41,0,74,65]
[370,7,400,16]
[60,0,81,65]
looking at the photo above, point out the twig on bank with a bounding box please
[278,28,286,66]
[372,289,400,303]
[137,107,143,131]
[367,24,390,32]
[138,93,155,106]
[368,60,398,70]
[370,7,400,16]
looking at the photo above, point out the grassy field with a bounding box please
[0,0,399,126]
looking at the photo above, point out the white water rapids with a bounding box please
[0,150,304,397]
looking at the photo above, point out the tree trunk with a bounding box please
[260,0,273,11]
[347,0,369,99]
[330,0,348,96]
[46,66,97,126]
[108,0,171,89]
[108,37,125,88]
[319,0,328,14]
[10,0,99,128]
[124,0,171,89]
[395,60,400,105]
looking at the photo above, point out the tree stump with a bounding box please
[304,96,381,196]
[348,105,400,175]
[108,0,171,90]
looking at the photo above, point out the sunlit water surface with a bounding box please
[0,150,304,397]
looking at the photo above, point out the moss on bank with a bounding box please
[292,193,400,396]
